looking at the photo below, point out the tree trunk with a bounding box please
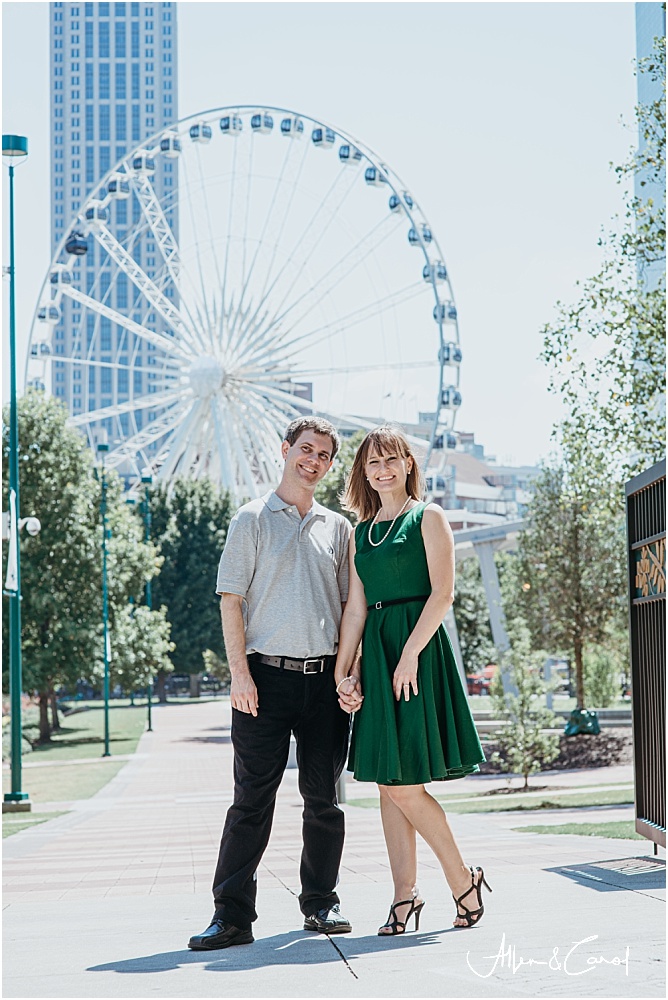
[189,672,202,698]
[38,690,51,743]
[49,687,60,732]
[155,668,168,704]
[574,637,586,709]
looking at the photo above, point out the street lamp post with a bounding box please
[97,435,111,758]
[141,472,153,731]
[2,134,30,813]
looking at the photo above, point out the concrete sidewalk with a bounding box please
[3,699,665,999]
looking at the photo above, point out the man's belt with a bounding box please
[367,594,430,611]
[250,653,336,674]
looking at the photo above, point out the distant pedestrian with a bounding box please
[335,425,491,935]
[189,417,353,950]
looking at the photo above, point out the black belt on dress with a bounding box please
[250,653,336,674]
[367,594,430,611]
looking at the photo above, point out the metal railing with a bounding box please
[625,459,666,849]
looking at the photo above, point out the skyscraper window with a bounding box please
[99,22,110,57]
[115,21,126,57]
[99,62,110,98]
[115,103,127,139]
[115,63,126,98]
[131,63,140,97]
[99,105,110,140]
[85,21,93,57]
[131,21,139,57]
[85,105,94,139]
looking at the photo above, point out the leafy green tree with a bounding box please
[513,437,626,710]
[489,624,560,790]
[541,39,665,474]
[452,558,496,674]
[149,478,233,676]
[2,394,164,741]
[314,430,365,521]
[109,604,175,695]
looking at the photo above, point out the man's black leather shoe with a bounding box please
[188,917,254,950]
[303,904,352,934]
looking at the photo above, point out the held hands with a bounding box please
[231,670,259,717]
[393,648,419,701]
[336,675,364,714]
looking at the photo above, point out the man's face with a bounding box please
[281,430,335,488]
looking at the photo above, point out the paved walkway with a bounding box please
[3,699,665,999]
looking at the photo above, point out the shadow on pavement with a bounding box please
[548,856,666,892]
[87,929,445,974]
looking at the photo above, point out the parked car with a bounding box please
[466,664,497,696]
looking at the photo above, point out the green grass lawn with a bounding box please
[2,703,148,838]
[2,811,69,839]
[348,784,634,814]
[512,820,644,839]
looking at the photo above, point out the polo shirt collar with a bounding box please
[264,490,326,519]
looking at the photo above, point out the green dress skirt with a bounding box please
[347,503,485,785]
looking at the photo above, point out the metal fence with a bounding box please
[625,459,666,849]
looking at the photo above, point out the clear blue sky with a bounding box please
[2,0,638,465]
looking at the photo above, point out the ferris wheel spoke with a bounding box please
[233,212,402,367]
[254,138,312,309]
[269,211,404,336]
[70,387,186,427]
[241,358,438,381]
[105,402,192,467]
[255,280,425,367]
[226,138,299,349]
[62,285,187,359]
[243,166,360,340]
[155,399,201,481]
[224,402,262,497]
[192,146,224,352]
[91,225,200,352]
[48,354,181,378]
[177,151,222,353]
[131,174,180,287]
[211,396,241,492]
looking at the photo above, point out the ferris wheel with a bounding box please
[27,105,462,499]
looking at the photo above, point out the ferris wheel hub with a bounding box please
[187,355,225,398]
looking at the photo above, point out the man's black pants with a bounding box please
[211,660,351,929]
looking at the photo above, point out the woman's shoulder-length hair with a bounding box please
[342,425,426,522]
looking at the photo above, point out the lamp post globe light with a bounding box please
[2,134,31,813]
[97,432,111,758]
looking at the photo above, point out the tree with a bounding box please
[109,604,175,695]
[149,478,233,677]
[2,394,165,741]
[541,39,665,475]
[513,437,627,710]
[314,430,365,521]
[489,624,560,790]
[452,558,496,674]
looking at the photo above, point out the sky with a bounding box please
[2,0,640,466]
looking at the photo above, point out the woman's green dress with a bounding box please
[347,503,485,785]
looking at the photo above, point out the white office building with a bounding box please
[49,0,178,423]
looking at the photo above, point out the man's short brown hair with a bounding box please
[284,417,340,461]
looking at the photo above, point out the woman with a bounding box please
[334,425,490,935]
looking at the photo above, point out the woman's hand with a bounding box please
[393,648,419,701]
[337,675,364,714]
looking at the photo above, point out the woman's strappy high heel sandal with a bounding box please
[452,866,492,928]
[378,889,425,936]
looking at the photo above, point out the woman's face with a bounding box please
[364,446,413,496]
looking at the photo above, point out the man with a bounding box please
[188,416,354,950]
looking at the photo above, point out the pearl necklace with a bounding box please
[367,496,412,547]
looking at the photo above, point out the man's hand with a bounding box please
[230,669,259,717]
[337,676,364,714]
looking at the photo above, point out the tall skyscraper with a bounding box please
[49,0,178,422]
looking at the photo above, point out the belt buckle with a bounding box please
[375,601,383,610]
[303,658,324,674]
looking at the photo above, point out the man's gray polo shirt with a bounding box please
[216,491,352,659]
